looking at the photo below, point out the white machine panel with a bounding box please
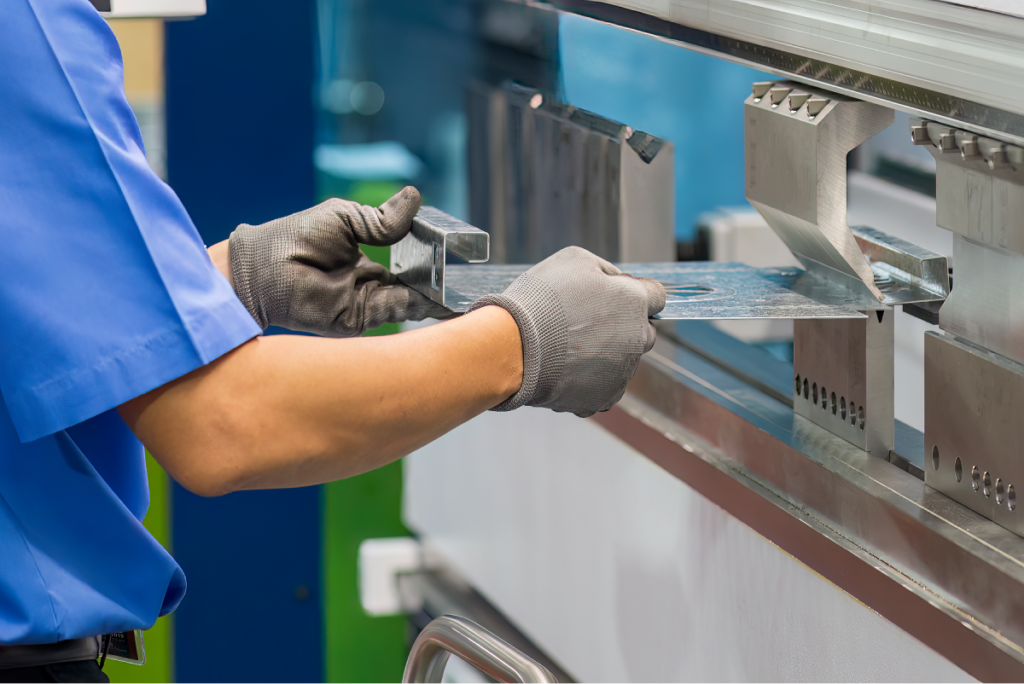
[404,407,972,682]
[101,0,205,17]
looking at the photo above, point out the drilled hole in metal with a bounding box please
[821,385,828,410]
[858,406,865,430]
[996,479,1005,505]
[803,379,809,400]
[831,392,837,415]
[840,397,847,420]
[812,383,818,405]
[795,374,801,395]
[954,457,963,482]
[1009,485,1017,511]
[659,283,722,302]
[932,445,940,471]
[983,471,993,498]
[972,466,981,492]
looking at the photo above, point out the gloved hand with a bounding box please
[229,187,451,336]
[469,246,666,417]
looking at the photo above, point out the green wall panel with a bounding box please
[323,235,410,682]
[322,460,409,682]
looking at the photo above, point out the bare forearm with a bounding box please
[119,307,522,495]
[207,240,231,284]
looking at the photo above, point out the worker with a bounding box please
[0,1,666,682]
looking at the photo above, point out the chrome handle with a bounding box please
[402,615,557,683]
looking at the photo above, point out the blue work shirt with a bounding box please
[0,0,261,644]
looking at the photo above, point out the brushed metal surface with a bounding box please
[917,119,1024,257]
[468,82,675,265]
[793,310,894,456]
[940,235,1024,367]
[745,81,894,304]
[852,225,950,303]
[440,262,866,320]
[925,332,1024,537]
[390,207,490,308]
[528,0,1024,145]
[604,337,1024,678]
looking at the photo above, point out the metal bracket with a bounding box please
[391,207,490,308]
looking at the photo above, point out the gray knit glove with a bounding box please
[229,187,450,336]
[469,246,666,417]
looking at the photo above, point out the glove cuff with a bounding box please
[228,225,269,329]
[468,274,568,412]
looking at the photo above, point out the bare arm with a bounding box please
[118,306,522,496]
[207,239,232,285]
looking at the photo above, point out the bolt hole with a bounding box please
[812,383,818,405]
[983,471,992,498]
[858,406,865,430]
[954,457,963,482]
[851,406,857,426]
[932,445,940,471]
[820,385,827,409]
[996,479,1005,505]
[831,392,837,415]
[840,397,847,420]
[795,374,801,395]
[971,466,981,492]
[1009,485,1017,511]
[803,379,809,400]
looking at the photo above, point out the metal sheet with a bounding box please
[440,262,866,320]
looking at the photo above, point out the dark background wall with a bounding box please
[165,2,322,682]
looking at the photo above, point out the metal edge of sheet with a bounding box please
[442,262,867,319]
[520,0,1024,147]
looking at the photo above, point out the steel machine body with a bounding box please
[384,1,1024,680]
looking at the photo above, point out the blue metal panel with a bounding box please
[170,486,323,682]
[165,1,322,681]
[166,0,317,243]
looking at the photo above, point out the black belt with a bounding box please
[0,637,100,669]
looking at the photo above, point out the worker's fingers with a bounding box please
[644,319,657,352]
[350,254,389,284]
[363,283,454,330]
[636,276,666,318]
[593,254,623,276]
[348,186,423,246]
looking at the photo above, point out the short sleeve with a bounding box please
[0,0,261,443]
